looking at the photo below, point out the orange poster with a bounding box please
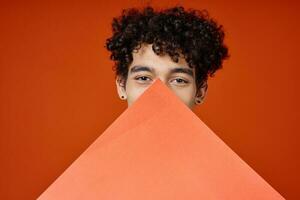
[38,79,284,199]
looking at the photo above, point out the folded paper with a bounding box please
[38,79,284,199]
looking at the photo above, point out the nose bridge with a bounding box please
[156,77,168,86]
[152,66,170,87]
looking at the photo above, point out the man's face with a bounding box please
[116,43,207,110]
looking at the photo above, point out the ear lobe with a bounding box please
[116,76,127,99]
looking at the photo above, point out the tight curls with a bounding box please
[105,6,229,92]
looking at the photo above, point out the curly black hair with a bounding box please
[105,6,229,93]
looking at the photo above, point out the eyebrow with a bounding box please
[130,65,154,74]
[170,67,194,78]
[130,65,194,78]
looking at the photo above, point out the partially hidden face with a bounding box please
[116,43,207,110]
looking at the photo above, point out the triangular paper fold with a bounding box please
[38,79,284,199]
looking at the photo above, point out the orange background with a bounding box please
[0,0,299,199]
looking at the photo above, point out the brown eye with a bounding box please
[135,76,152,82]
[171,78,189,84]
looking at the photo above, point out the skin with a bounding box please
[116,43,208,110]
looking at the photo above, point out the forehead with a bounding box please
[130,43,192,74]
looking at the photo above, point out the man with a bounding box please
[105,6,229,110]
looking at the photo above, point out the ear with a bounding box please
[115,76,127,100]
[195,81,208,104]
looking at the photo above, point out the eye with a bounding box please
[171,78,189,85]
[134,76,152,82]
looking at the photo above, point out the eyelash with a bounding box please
[135,76,189,84]
[173,78,189,84]
[135,76,151,81]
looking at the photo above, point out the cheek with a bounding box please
[171,85,196,104]
[126,81,150,104]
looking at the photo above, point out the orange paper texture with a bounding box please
[38,79,284,200]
